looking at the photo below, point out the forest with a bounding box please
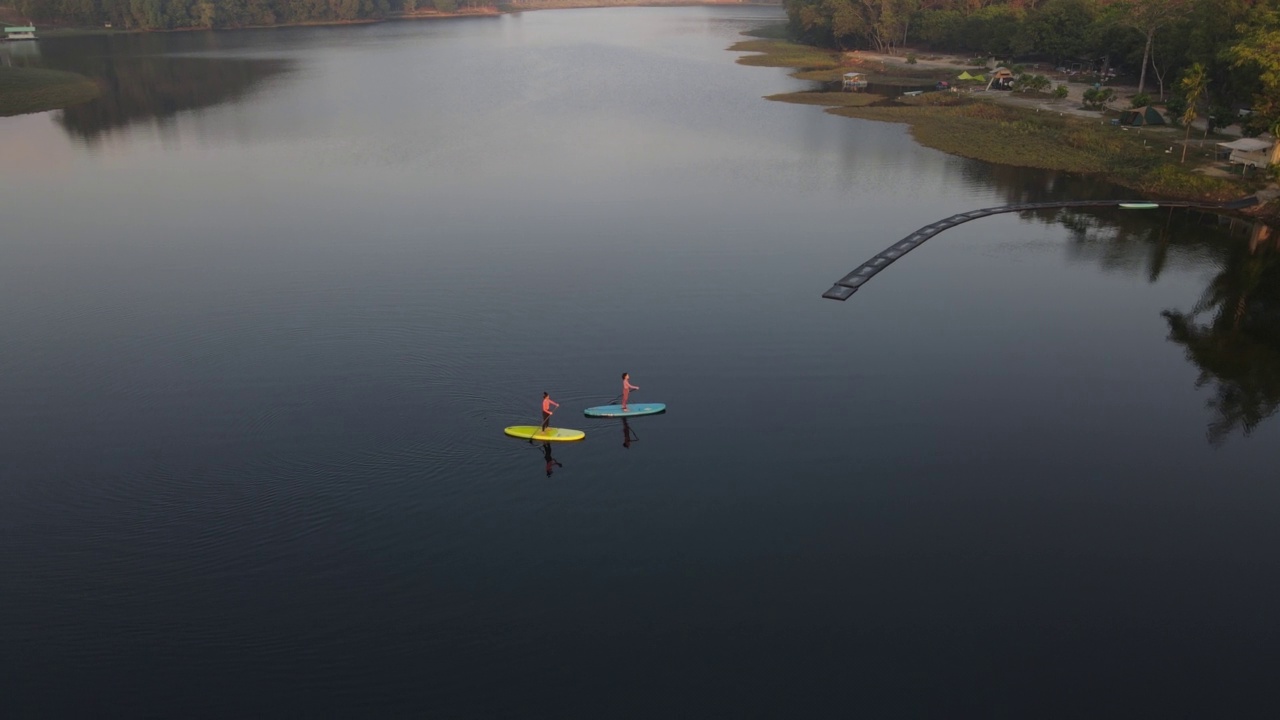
[783,0,1280,133]
[7,0,489,30]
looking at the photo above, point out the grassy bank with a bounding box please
[735,36,1260,206]
[829,95,1243,198]
[764,91,883,108]
[729,38,840,72]
[0,66,100,117]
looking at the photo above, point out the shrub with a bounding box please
[1011,74,1050,93]
[906,53,917,65]
[1208,105,1235,132]
[1082,87,1115,110]
[1053,85,1069,99]
[1165,95,1187,121]
[1130,92,1151,108]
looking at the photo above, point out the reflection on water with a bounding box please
[5,9,1280,715]
[828,158,1280,443]
[28,34,291,141]
[1164,223,1280,444]
[56,56,291,141]
[1020,188,1280,443]
[1,37,42,63]
[541,442,564,477]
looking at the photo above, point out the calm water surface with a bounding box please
[3,7,1280,716]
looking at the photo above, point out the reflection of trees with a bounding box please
[966,159,1280,444]
[1055,205,1224,282]
[56,56,290,141]
[32,35,290,141]
[1048,203,1280,445]
[1163,223,1280,444]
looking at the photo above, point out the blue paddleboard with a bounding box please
[583,403,666,418]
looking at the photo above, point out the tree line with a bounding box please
[9,0,494,30]
[784,0,1280,133]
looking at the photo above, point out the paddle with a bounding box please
[534,408,553,441]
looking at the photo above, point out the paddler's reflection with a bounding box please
[542,443,563,477]
[622,418,639,449]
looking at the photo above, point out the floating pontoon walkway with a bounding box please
[822,196,1261,301]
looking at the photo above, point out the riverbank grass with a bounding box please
[765,91,884,108]
[730,39,840,73]
[829,96,1243,199]
[737,32,1252,204]
[0,66,100,117]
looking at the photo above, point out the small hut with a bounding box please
[3,25,37,41]
[986,67,1015,90]
[842,72,868,91]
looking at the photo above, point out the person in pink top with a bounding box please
[541,392,559,431]
[620,372,639,411]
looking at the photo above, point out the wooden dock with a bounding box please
[822,196,1261,301]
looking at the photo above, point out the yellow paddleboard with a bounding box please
[503,426,586,442]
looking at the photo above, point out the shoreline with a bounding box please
[731,32,1280,222]
[21,1,780,38]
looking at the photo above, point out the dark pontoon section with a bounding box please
[822,196,1261,301]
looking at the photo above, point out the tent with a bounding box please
[1118,106,1166,126]
[957,71,974,80]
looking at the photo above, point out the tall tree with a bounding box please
[1013,0,1091,65]
[1113,0,1192,95]
[1228,7,1280,141]
[1178,62,1209,163]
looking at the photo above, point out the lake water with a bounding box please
[3,7,1280,716]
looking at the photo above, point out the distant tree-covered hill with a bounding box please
[5,0,495,30]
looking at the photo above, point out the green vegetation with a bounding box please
[830,99,1120,173]
[1134,165,1243,200]
[7,0,474,30]
[1011,73,1051,93]
[737,36,1254,203]
[741,23,790,41]
[0,66,99,117]
[764,91,883,107]
[9,0,726,30]
[827,98,1245,198]
[1082,86,1116,109]
[783,0,1280,136]
[729,39,841,71]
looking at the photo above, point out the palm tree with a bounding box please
[1178,63,1209,163]
[1271,117,1280,167]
